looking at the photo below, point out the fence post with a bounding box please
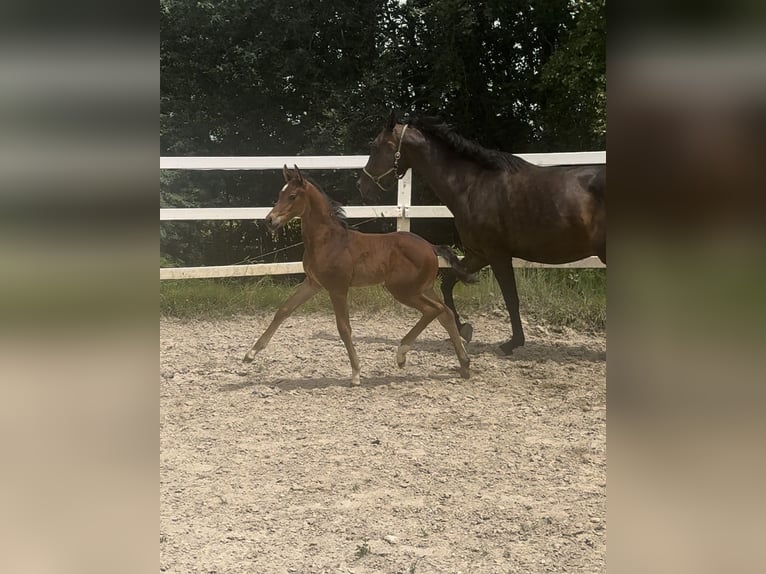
[397,169,412,232]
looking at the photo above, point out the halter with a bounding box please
[361,124,408,192]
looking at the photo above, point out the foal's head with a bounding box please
[358,110,410,203]
[264,165,311,232]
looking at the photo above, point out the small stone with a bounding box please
[383,534,399,545]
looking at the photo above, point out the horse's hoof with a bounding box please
[396,356,406,368]
[499,338,524,355]
[459,323,474,343]
[350,376,361,387]
[242,351,255,363]
[459,366,470,379]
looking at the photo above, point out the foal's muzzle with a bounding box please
[264,213,282,232]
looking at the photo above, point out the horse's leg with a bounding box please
[440,269,470,339]
[490,260,525,355]
[440,253,487,343]
[425,288,470,378]
[243,279,321,362]
[328,290,361,386]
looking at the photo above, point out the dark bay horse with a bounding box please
[359,113,606,355]
[243,165,473,385]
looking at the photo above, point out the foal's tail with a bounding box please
[433,245,478,284]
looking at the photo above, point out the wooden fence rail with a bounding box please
[160,152,605,279]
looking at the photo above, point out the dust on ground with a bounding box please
[160,310,605,573]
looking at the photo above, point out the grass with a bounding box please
[160,268,605,331]
[354,541,370,559]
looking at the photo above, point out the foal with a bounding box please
[243,165,472,386]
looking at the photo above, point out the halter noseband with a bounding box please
[361,124,408,192]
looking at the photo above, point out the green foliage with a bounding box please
[354,541,370,559]
[160,0,606,268]
[538,0,606,148]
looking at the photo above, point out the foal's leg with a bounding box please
[328,290,361,386]
[392,294,442,369]
[389,289,470,379]
[243,279,321,362]
[489,259,525,355]
[440,253,487,343]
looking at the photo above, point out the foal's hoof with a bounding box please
[499,338,525,355]
[242,349,258,363]
[459,364,471,379]
[396,345,410,368]
[459,323,474,343]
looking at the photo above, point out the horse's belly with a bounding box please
[512,232,595,263]
[349,262,388,287]
[350,275,382,288]
[514,248,593,265]
[458,223,595,264]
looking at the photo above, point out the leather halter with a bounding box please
[361,124,408,192]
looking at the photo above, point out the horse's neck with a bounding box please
[406,136,477,210]
[300,189,344,249]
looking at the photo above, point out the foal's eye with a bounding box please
[288,194,297,201]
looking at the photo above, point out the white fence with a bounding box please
[160,152,606,279]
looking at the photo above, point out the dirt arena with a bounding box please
[160,310,606,573]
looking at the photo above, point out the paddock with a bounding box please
[160,311,605,573]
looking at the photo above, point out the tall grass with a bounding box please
[160,268,605,331]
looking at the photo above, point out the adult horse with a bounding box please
[243,165,474,385]
[358,113,606,355]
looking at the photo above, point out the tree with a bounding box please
[160,0,605,266]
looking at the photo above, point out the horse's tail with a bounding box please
[433,245,478,284]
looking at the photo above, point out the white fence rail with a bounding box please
[160,152,606,280]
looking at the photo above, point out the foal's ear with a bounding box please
[386,110,397,131]
[293,164,303,184]
[282,164,292,183]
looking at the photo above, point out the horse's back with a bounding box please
[345,230,437,288]
[457,164,605,262]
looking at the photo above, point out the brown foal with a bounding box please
[243,165,472,386]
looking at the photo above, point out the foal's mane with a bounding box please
[403,116,531,173]
[304,176,348,228]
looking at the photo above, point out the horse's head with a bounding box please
[264,165,309,232]
[358,110,410,203]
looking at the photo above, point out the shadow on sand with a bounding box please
[311,330,605,365]
[220,371,456,392]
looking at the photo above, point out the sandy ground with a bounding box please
[160,310,605,573]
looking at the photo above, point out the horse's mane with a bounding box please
[305,177,348,228]
[402,116,531,173]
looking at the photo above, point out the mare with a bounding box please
[243,165,474,385]
[359,112,606,354]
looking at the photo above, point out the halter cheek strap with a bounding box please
[362,124,408,191]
